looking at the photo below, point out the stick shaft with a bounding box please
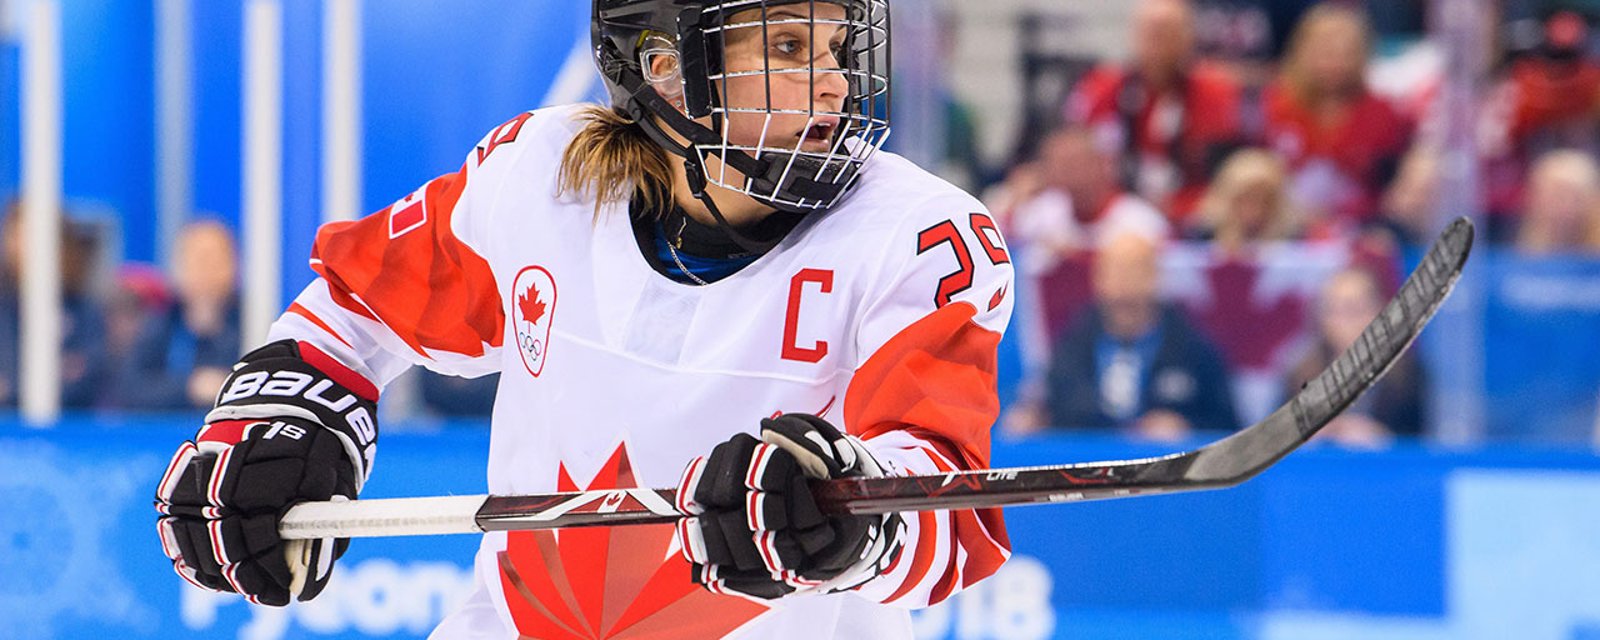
[282,218,1473,541]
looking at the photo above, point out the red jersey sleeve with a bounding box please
[844,197,1015,608]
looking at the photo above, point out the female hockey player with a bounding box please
[155,1,1014,637]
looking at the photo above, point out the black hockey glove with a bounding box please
[674,413,905,600]
[154,339,379,606]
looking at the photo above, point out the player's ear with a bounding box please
[641,40,687,114]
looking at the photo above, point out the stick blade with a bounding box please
[1178,216,1474,484]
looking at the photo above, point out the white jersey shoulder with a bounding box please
[829,150,989,239]
[448,104,593,250]
[819,151,1016,342]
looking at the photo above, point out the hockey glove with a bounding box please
[154,340,379,606]
[675,413,905,600]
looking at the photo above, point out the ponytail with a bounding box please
[558,105,675,218]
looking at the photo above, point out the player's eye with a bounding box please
[772,37,803,57]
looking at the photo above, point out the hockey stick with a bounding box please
[280,218,1474,540]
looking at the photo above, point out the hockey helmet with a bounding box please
[592,0,891,214]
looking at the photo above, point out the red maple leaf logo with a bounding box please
[519,284,547,326]
[499,445,768,638]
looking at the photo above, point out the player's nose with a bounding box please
[811,66,848,110]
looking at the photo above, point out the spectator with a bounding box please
[1263,4,1413,228]
[1189,148,1300,255]
[1042,233,1240,441]
[1505,11,1600,159]
[1064,0,1245,221]
[1287,266,1426,447]
[0,202,109,409]
[988,126,1173,356]
[1514,149,1600,255]
[103,264,173,399]
[994,126,1171,264]
[115,220,241,410]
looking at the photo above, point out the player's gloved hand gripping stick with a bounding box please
[677,414,906,599]
[280,219,1473,540]
[155,340,379,605]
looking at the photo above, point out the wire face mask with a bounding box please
[597,0,892,218]
[691,0,891,212]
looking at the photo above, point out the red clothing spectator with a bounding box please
[1507,57,1600,141]
[1064,0,1245,222]
[1262,82,1412,226]
[1507,11,1600,148]
[1262,4,1413,228]
[1068,64,1244,222]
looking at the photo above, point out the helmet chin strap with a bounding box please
[680,153,793,255]
[622,70,803,254]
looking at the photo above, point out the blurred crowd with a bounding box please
[988,0,1600,447]
[3,0,1599,445]
[0,203,494,417]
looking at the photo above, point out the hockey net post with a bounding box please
[280,218,1474,540]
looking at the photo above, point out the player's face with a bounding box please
[717,3,852,156]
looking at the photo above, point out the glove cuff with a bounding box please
[211,340,380,488]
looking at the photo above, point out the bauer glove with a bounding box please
[154,340,379,606]
[674,413,905,600]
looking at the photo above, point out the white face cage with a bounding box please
[686,0,891,212]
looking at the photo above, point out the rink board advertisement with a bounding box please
[6,417,1600,640]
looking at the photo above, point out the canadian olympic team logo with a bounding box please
[511,266,558,377]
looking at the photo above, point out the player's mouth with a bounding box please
[798,118,842,150]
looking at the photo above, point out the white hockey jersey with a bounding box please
[269,104,1016,639]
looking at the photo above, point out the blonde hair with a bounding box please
[557,105,677,217]
[1279,4,1373,106]
[1196,148,1298,247]
[1518,149,1600,254]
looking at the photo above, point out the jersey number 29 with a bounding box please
[917,213,1010,309]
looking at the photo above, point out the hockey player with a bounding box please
[154,1,1014,637]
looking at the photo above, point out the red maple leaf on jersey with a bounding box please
[499,444,768,638]
[519,285,547,326]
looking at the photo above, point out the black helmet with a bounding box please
[592,0,891,216]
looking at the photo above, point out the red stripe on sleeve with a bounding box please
[882,510,942,605]
[287,303,354,349]
[927,547,963,605]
